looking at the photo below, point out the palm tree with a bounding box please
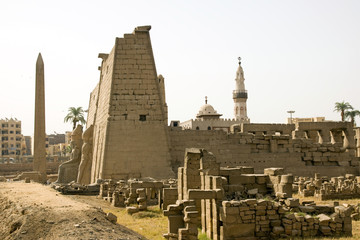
[345,110,360,126]
[334,101,353,121]
[64,107,86,130]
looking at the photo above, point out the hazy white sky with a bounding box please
[1,0,359,136]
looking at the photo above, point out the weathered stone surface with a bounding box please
[264,168,284,176]
[188,190,215,199]
[126,206,139,214]
[317,214,331,226]
[106,212,117,224]
[224,223,255,238]
[285,198,299,208]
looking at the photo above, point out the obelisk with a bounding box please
[33,53,47,181]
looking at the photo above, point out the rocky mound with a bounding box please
[0,182,146,240]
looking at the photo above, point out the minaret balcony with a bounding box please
[233,90,248,99]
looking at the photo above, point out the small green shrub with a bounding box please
[198,229,212,240]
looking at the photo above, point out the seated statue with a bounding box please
[55,125,83,184]
[77,125,94,185]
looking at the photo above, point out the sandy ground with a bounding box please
[0,181,147,240]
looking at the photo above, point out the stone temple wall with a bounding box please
[87,82,99,126]
[88,26,173,182]
[86,26,359,183]
[169,126,359,177]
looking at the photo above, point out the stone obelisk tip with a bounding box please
[36,53,43,66]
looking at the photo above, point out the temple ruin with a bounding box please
[79,26,360,185]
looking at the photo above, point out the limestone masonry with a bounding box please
[87,26,173,181]
[85,26,359,183]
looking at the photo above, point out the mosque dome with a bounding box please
[196,98,222,119]
[198,104,217,116]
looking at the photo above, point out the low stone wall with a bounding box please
[0,162,63,176]
[98,179,178,211]
[296,174,360,200]
[221,199,353,239]
[219,167,293,199]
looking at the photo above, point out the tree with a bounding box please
[345,110,360,126]
[64,107,86,130]
[334,101,353,121]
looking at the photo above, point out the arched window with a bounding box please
[196,127,199,130]
[240,106,244,115]
[207,126,211,130]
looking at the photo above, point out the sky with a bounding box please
[0,0,359,136]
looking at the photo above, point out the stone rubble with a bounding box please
[162,148,355,240]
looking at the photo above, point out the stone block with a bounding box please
[248,188,258,195]
[188,190,215,200]
[168,215,184,234]
[229,175,255,184]
[299,206,315,213]
[269,175,282,184]
[319,225,331,235]
[285,198,299,208]
[335,206,352,217]
[106,212,117,224]
[264,168,284,176]
[223,223,255,238]
[244,199,257,206]
[317,214,331,226]
[254,174,269,184]
[281,174,294,184]
[277,183,292,197]
[225,206,239,215]
[126,206,139,214]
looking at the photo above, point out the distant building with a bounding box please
[0,118,23,162]
[180,98,244,132]
[47,133,65,145]
[46,132,71,156]
[65,131,72,145]
[22,136,32,155]
[180,60,250,132]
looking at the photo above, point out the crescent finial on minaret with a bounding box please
[238,56,241,65]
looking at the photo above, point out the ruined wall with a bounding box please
[86,26,359,183]
[88,26,173,182]
[169,127,359,177]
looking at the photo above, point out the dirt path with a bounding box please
[0,182,147,240]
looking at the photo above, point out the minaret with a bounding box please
[233,57,249,121]
[33,53,47,181]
